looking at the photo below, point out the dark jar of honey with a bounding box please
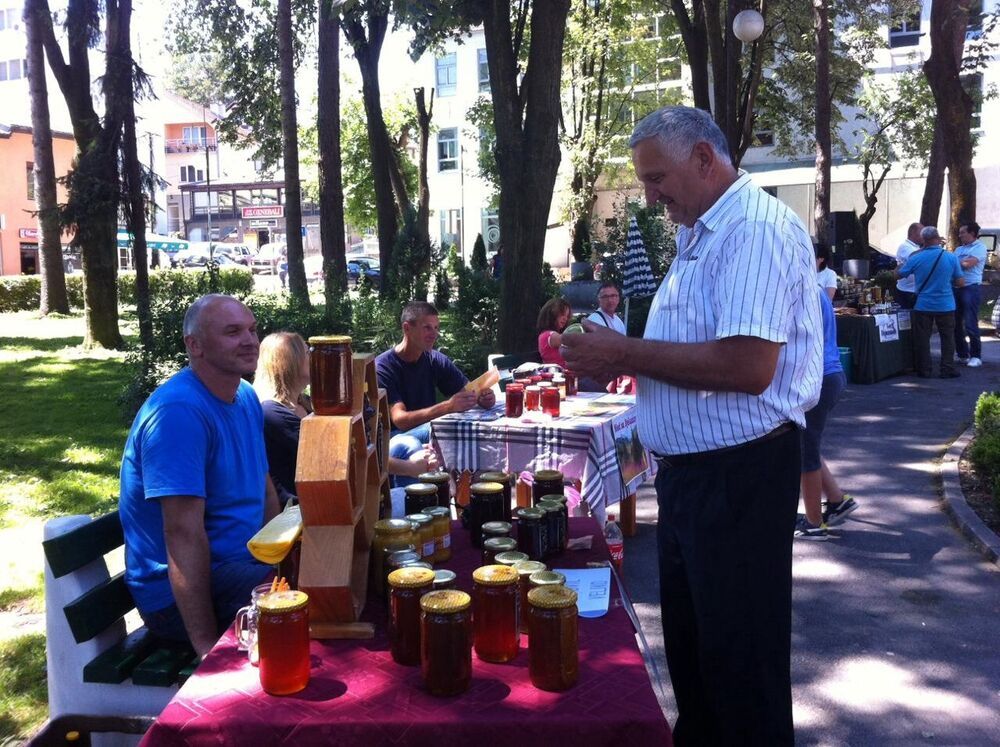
[517,507,548,561]
[308,336,353,415]
[494,550,529,567]
[432,569,457,591]
[478,472,513,522]
[532,470,563,506]
[420,590,473,696]
[527,585,579,691]
[482,536,517,566]
[472,565,520,663]
[372,519,416,598]
[404,483,439,516]
[536,500,565,558]
[418,471,452,509]
[481,520,513,544]
[466,481,507,549]
[257,590,311,696]
[387,567,436,666]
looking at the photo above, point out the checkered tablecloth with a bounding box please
[430,393,654,514]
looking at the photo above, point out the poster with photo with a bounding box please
[611,409,650,492]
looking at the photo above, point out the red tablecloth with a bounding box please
[142,518,672,746]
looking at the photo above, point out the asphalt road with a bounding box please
[622,328,1000,745]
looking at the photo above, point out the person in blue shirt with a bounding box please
[954,221,989,368]
[896,226,965,378]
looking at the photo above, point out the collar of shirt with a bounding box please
[676,171,753,258]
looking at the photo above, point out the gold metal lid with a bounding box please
[387,567,436,589]
[417,471,450,484]
[308,335,352,344]
[404,482,438,495]
[478,471,511,483]
[420,589,471,613]
[533,469,563,481]
[482,521,512,535]
[483,537,517,551]
[257,589,309,613]
[528,585,578,610]
[405,513,433,525]
[469,481,505,494]
[518,507,544,520]
[512,560,547,577]
[529,570,566,586]
[374,519,413,535]
[421,506,450,518]
[494,551,530,566]
[472,564,519,586]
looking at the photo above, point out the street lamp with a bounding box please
[730,8,766,164]
[733,9,765,44]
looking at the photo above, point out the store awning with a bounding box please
[116,231,189,253]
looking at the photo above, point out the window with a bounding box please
[179,165,205,183]
[1,8,21,31]
[961,73,984,130]
[477,48,489,93]
[436,53,457,96]
[182,126,207,146]
[439,209,462,253]
[437,127,458,171]
[0,58,23,81]
[889,11,920,47]
[26,162,34,200]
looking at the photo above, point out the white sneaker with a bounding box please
[968,357,983,368]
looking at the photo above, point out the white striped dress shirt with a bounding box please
[636,172,823,456]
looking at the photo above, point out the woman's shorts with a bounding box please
[801,370,847,472]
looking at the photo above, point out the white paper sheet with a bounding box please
[556,567,611,618]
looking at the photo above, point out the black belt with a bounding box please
[652,423,796,468]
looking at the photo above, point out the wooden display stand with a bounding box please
[295,353,390,637]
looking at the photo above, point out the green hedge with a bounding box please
[971,391,1000,501]
[0,267,253,313]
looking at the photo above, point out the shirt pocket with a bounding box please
[657,258,702,312]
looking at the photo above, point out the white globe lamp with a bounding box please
[733,9,765,43]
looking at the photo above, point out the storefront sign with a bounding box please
[18,228,39,240]
[248,219,278,228]
[241,205,284,219]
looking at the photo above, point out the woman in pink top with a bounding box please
[537,297,572,366]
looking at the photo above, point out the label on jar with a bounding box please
[424,541,436,558]
[442,534,451,549]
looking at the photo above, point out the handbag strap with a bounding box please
[916,249,944,297]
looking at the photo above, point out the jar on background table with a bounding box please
[528,585,579,691]
[421,590,473,696]
[505,383,524,418]
[472,564,520,663]
[525,385,541,411]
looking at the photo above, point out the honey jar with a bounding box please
[308,336,353,415]
[387,567,435,666]
[420,590,473,696]
[257,590,310,695]
[527,585,579,691]
[472,565,520,663]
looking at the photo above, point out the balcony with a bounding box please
[166,138,218,153]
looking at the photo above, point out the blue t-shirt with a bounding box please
[375,348,468,414]
[955,239,987,286]
[897,248,962,313]
[818,286,843,377]
[119,368,268,614]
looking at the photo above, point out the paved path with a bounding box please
[622,330,1000,745]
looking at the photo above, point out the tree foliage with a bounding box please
[164,48,230,109]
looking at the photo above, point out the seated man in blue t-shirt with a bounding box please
[376,301,496,485]
[119,294,279,656]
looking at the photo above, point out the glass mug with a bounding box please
[234,582,277,666]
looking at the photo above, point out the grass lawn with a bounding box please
[0,311,133,742]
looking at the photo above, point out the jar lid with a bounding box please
[518,507,544,520]
[404,482,438,496]
[552,375,566,382]
[470,481,505,494]
[478,471,511,483]
[432,569,457,586]
[482,521,512,535]
[536,501,561,514]
[529,570,566,586]
[494,551,530,566]
[537,381,554,388]
[483,537,517,551]
[375,518,413,535]
[417,471,450,484]
[387,567,436,589]
[387,550,421,566]
[528,585,578,610]
[539,493,565,503]
[420,589,471,613]
[308,335,352,344]
[472,564,519,586]
[421,506,450,518]
[405,513,433,525]
[512,559,547,577]
[533,469,563,481]
[404,561,434,571]
[525,385,541,392]
[258,589,309,613]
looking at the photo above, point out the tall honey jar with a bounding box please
[420,506,452,562]
[472,565,520,663]
[308,336,353,415]
[420,590,473,696]
[532,470,563,506]
[417,470,452,509]
[479,471,514,522]
[467,481,506,548]
[387,567,435,666]
[404,483,439,515]
[494,551,529,567]
[536,500,564,557]
[257,590,311,695]
[512,559,546,633]
[517,507,548,561]
[482,536,517,566]
[527,585,579,691]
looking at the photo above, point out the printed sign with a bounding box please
[248,219,278,228]
[875,313,899,343]
[18,228,39,239]
[896,310,911,331]
[241,205,284,219]
[611,409,650,491]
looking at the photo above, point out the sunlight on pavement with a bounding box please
[793,555,851,580]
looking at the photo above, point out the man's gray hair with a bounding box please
[920,226,941,243]
[183,293,234,337]
[629,106,731,163]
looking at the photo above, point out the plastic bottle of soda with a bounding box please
[605,514,624,571]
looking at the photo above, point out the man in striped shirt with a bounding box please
[563,106,822,745]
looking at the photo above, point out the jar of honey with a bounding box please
[551,375,567,400]
[564,370,578,397]
[505,384,524,418]
[512,560,546,633]
[517,507,548,561]
[494,550,529,567]
[482,536,518,566]
[308,336,353,415]
[524,385,541,411]
[420,506,452,562]
[532,470,564,506]
[540,494,569,552]
[536,500,564,558]
[481,520,512,544]
[420,590,473,696]
[405,513,436,561]
[472,565,520,663]
[541,386,560,417]
[385,549,422,598]
[477,472,513,522]
[527,585,579,691]
[417,471,452,509]
[372,519,416,598]
[432,569,457,591]
[257,590,310,695]
[529,570,566,591]
[466,481,507,548]
[387,567,436,666]
[404,483,438,515]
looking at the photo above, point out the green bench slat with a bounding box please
[132,644,198,687]
[43,512,124,578]
[83,627,159,684]
[64,572,135,644]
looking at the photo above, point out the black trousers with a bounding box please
[655,427,800,746]
[912,310,956,376]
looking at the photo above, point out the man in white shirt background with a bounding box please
[895,221,923,309]
[586,281,627,334]
[954,221,988,367]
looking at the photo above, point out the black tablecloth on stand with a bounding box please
[836,313,913,384]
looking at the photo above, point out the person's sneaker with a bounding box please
[794,517,829,540]
[957,356,970,364]
[823,495,858,526]
[968,357,983,368]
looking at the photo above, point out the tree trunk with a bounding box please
[812,0,832,246]
[483,0,571,353]
[25,0,68,315]
[415,87,433,247]
[670,0,712,112]
[318,1,348,301]
[920,122,947,227]
[278,0,309,305]
[924,0,975,247]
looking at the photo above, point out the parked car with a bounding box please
[174,244,239,269]
[215,243,254,265]
[348,257,381,288]
[251,242,286,274]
